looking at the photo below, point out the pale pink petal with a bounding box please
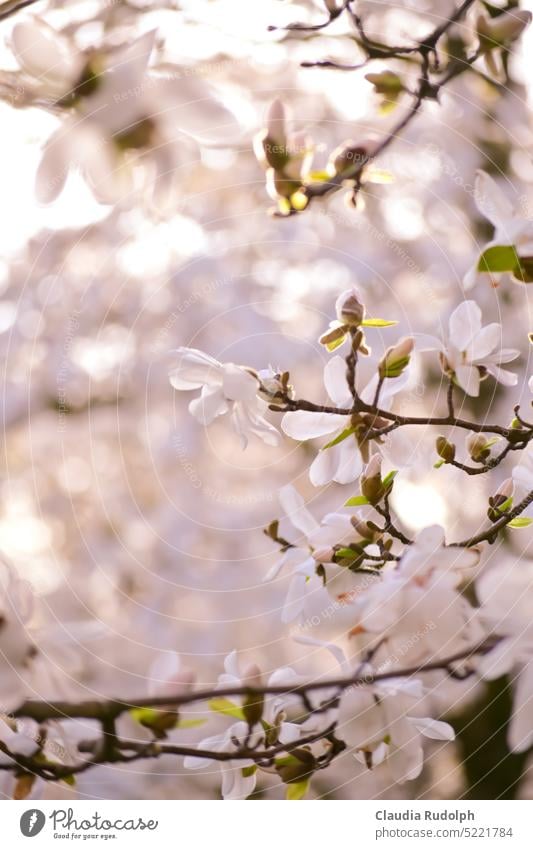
[281,411,348,441]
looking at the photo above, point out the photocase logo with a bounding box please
[20,809,46,837]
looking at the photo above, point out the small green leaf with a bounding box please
[208,698,245,720]
[323,426,356,449]
[382,470,398,488]
[344,495,370,507]
[477,245,519,273]
[361,318,398,328]
[326,336,346,352]
[308,169,331,182]
[242,765,258,778]
[508,517,533,528]
[336,547,361,559]
[61,774,76,787]
[286,778,310,800]
[176,718,207,729]
[434,460,445,469]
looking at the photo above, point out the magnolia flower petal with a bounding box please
[508,663,533,753]
[454,364,480,397]
[279,485,319,536]
[474,170,514,231]
[12,20,82,92]
[263,547,310,583]
[477,638,516,680]
[468,323,501,361]
[281,411,348,440]
[35,132,70,203]
[222,365,258,402]
[281,574,308,623]
[324,356,352,407]
[334,437,363,485]
[169,347,222,390]
[449,301,481,352]
[188,385,227,425]
[410,717,455,741]
[484,364,517,387]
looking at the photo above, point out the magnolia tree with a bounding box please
[0,0,533,801]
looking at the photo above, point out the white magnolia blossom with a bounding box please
[512,444,533,492]
[421,300,519,396]
[148,651,195,698]
[0,561,99,712]
[348,526,483,668]
[13,23,236,204]
[281,356,408,485]
[169,347,280,448]
[465,170,533,288]
[184,652,301,800]
[477,565,533,752]
[265,485,378,624]
[304,637,454,782]
[339,677,455,782]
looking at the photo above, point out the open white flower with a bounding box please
[281,356,408,485]
[184,652,302,799]
[349,526,482,668]
[265,485,379,624]
[14,22,237,204]
[477,565,533,752]
[169,347,279,449]
[339,677,454,782]
[465,171,533,288]
[421,300,519,396]
[303,636,454,782]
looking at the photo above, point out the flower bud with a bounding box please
[257,368,293,402]
[361,455,384,505]
[477,10,531,49]
[379,336,414,379]
[488,479,514,522]
[266,98,287,148]
[365,70,404,98]
[328,141,370,178]
[335,288,365,327]
[466,433,491,463]
[242,662,263,689]
[312,546,335,563]
[436,436,455,463]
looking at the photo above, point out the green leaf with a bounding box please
[286,779,310,800]
[361,318,398,328]
[335,547,361,559]
[176,718,207,729]
[382,470,398,488]
[477,245,519,273]
[508,517,533,529]
[344,495,369,507]
[326,335,347,352]
[208,698,245,719]
[61,774,76,787]
[323,426,356,449]
[434,459,445,469]
[242,765,257,778]
[308,169,331,182]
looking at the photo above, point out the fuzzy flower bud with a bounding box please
[488,478,514,522]
[436,436,456,463]
[335,288,365,327]
[361,455,384,505]
[379,336,414,379]
[466,433,491,463]
[476,10,531,49]
[328,141,370,178]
